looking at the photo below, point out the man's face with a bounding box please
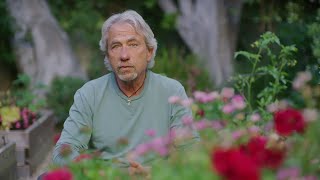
[106,22,153,82]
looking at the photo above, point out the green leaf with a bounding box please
[234,51,260,61]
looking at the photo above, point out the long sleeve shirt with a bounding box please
[52,70,198,166]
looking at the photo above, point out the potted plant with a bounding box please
[0,74,55,178]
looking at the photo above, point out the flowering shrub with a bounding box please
[46,69,319,179]
[152,72,318,180]
[46,33,319,179]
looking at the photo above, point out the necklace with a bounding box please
[117,75,146,105]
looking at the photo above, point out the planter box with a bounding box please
[0,141,17,180]
[0,110,55,178]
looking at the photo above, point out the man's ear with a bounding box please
[147,47,154,62]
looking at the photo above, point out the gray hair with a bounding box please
[99,10,158,71]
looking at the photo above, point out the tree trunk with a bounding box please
[6,0,87,86]
[158,0,243,86]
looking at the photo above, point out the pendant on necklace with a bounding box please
[127,99,131,105]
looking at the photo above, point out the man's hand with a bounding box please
[128,160,151,179]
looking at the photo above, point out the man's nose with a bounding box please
[120,47,130,61]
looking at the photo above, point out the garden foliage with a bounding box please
[47,77,86,125]
[45,34,320,180]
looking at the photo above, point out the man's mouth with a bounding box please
[118,66,134,73]
[119,66,133,69]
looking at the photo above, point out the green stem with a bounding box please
[246,49,262,112]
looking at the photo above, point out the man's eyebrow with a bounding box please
[127,37,139,43]
[109,40,121,45]
[109,37,139,45]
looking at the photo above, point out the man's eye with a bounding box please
[111,44,120,49]
[129,43,138,47]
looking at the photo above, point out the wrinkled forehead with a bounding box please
[110,22,142,38]
[108,20,144,36]
[107,21,147,46]
[109,22,135,33]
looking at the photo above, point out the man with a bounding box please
[53,10,198,172]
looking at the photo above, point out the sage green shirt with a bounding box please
[53,70,198,166]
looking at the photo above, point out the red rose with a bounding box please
[241,136,267,166]
[274,108,306,136]
[44,168,73,180]
[243,136,285,169]
[263,148,285,169]
[211,147,260,180]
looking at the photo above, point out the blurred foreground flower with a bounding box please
[242,136,285,169]
[274,108,306,136]
[43,168,73,180]
[211,147,260,180]
[292,71,312,90]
